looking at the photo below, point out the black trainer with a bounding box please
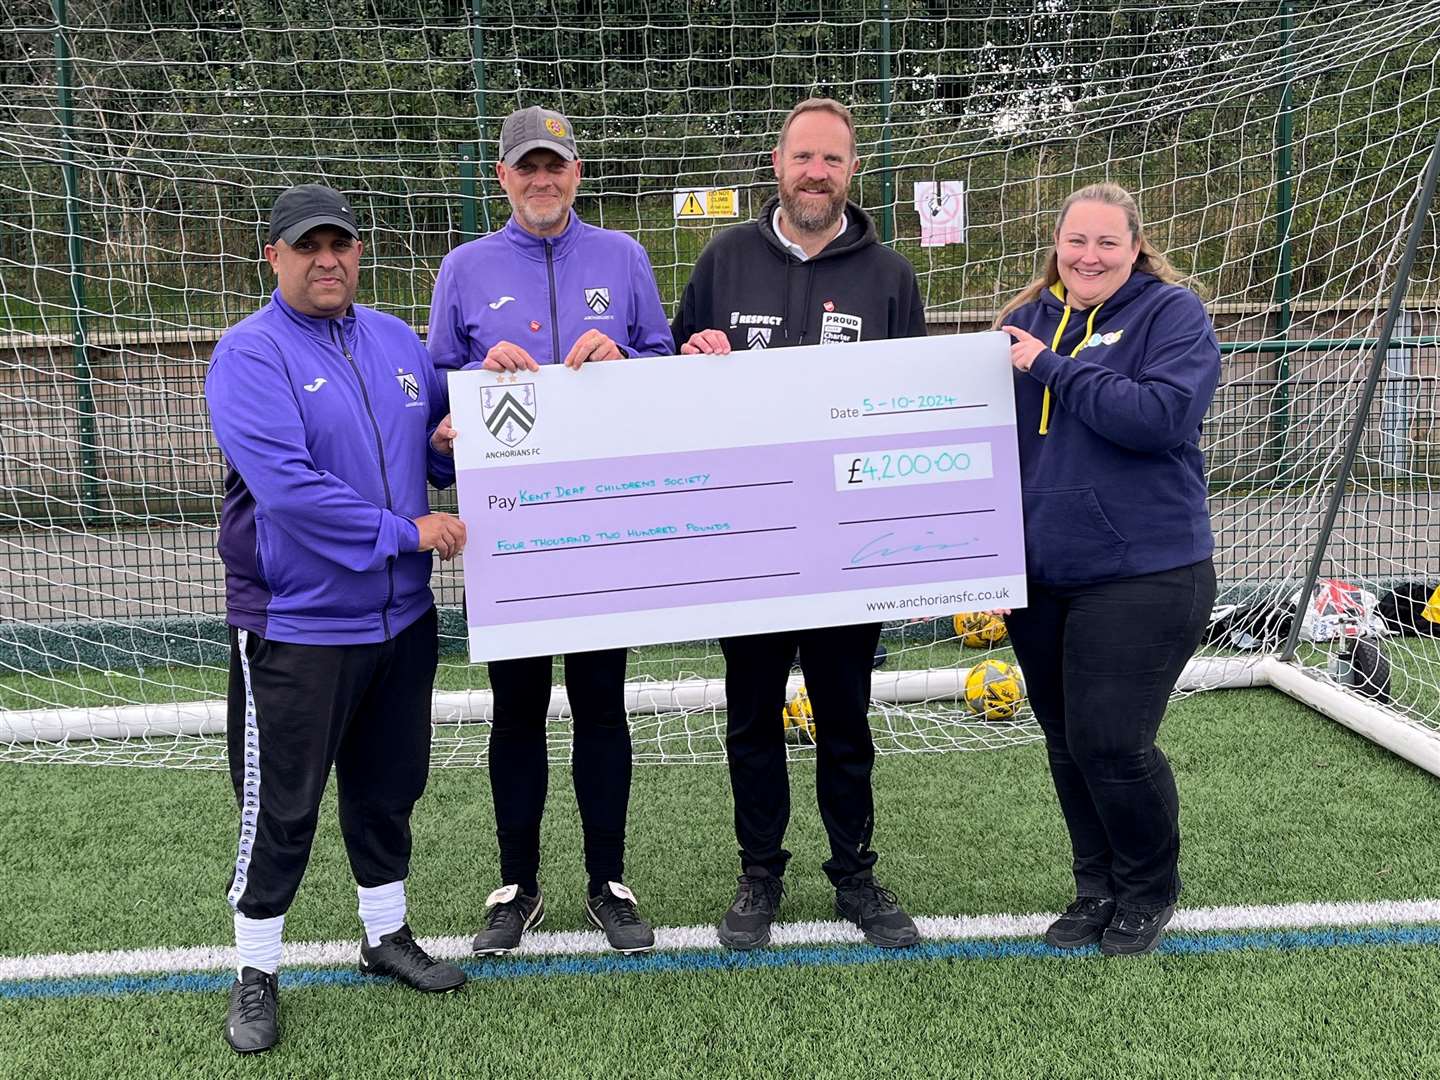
[472,884,545,955]
[718,869,785,951]
[225,966,279,1054]
[835,878,920,949]
[586,881,656,954]
[1099,904,1175,956]
[359,924,467,991]
[1044,896,1117,949]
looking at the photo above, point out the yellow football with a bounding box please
[954,611,1009,648]
[782,685,816,745]
[963,659,1027,721]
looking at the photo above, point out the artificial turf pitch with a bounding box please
[3,687,1440,1078]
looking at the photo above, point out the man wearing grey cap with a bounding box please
[206,183,468,1054]
[428,106,673,957]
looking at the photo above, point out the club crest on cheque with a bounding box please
[481,382,537,447]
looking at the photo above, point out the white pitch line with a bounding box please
[5,898,1440,983]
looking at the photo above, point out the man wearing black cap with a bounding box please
[205,184,469,1054]
[428,107,673,956]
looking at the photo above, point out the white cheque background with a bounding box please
[449,332,1016,471]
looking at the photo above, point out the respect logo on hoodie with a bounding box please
[729,310,784,350]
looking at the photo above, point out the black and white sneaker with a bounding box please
[835,877,920,949]
[359,924,466,991]
[225,966,279,1054]
[1100,904,1175,956]
[717,869,785,951]
[472,884,545,955]
[586,882,656,954]
[1045,896,1117,949]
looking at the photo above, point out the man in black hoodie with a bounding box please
[672,98,925,950]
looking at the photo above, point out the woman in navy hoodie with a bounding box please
[997,183,1220,956]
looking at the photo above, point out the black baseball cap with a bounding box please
[267,184,360,246]
[499,106,579,166]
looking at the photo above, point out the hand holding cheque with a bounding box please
[448,332,1025,662]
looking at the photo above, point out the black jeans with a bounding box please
[1004,560,1215,911]
[224,606,437,920]
[487,647,631,891]
[722,623,882,886]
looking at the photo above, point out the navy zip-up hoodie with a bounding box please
[1006,271,1220,587]
[426,210,674,369]
[206,291,454,644]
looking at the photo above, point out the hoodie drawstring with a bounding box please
[1038,299,1104,435]
[782,260,792,343]
[798,263,817,344]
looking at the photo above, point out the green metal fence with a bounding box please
[2,0,1439,536]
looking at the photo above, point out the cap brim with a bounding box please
[276,214,360,246]
[501,139,578,166]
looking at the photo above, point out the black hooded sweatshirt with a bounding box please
[671,195,927,350]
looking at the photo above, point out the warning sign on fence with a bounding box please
[673,188,740,219]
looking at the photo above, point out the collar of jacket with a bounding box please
[502,209,584,262]
[754,194,877,262]
[269,288,358,342]
[1040,269,1159,316]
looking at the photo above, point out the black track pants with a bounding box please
[224,607,438,919]
[486,647,632,888]
[721,623,882,886]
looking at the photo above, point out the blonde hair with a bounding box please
[777,98,857,160]
[993,182,1185,327]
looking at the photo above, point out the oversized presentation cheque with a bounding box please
[450,333,1026,662]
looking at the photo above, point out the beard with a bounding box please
[515,197,570,234]
[778,182,847,234]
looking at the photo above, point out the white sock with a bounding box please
[358,880,407,947]
[234,912,284,976]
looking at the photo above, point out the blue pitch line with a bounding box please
[5,924,1440,1002]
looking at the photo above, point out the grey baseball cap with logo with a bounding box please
[267,184,360,245]
[499,106,579,166]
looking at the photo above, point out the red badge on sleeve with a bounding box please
[529,320,541,332]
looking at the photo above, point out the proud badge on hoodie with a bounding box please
[819,309,863,345]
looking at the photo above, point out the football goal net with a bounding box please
[1,0,1438,769]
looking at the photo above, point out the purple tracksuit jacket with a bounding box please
[206,291,454,645]
[426,210,675,369]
